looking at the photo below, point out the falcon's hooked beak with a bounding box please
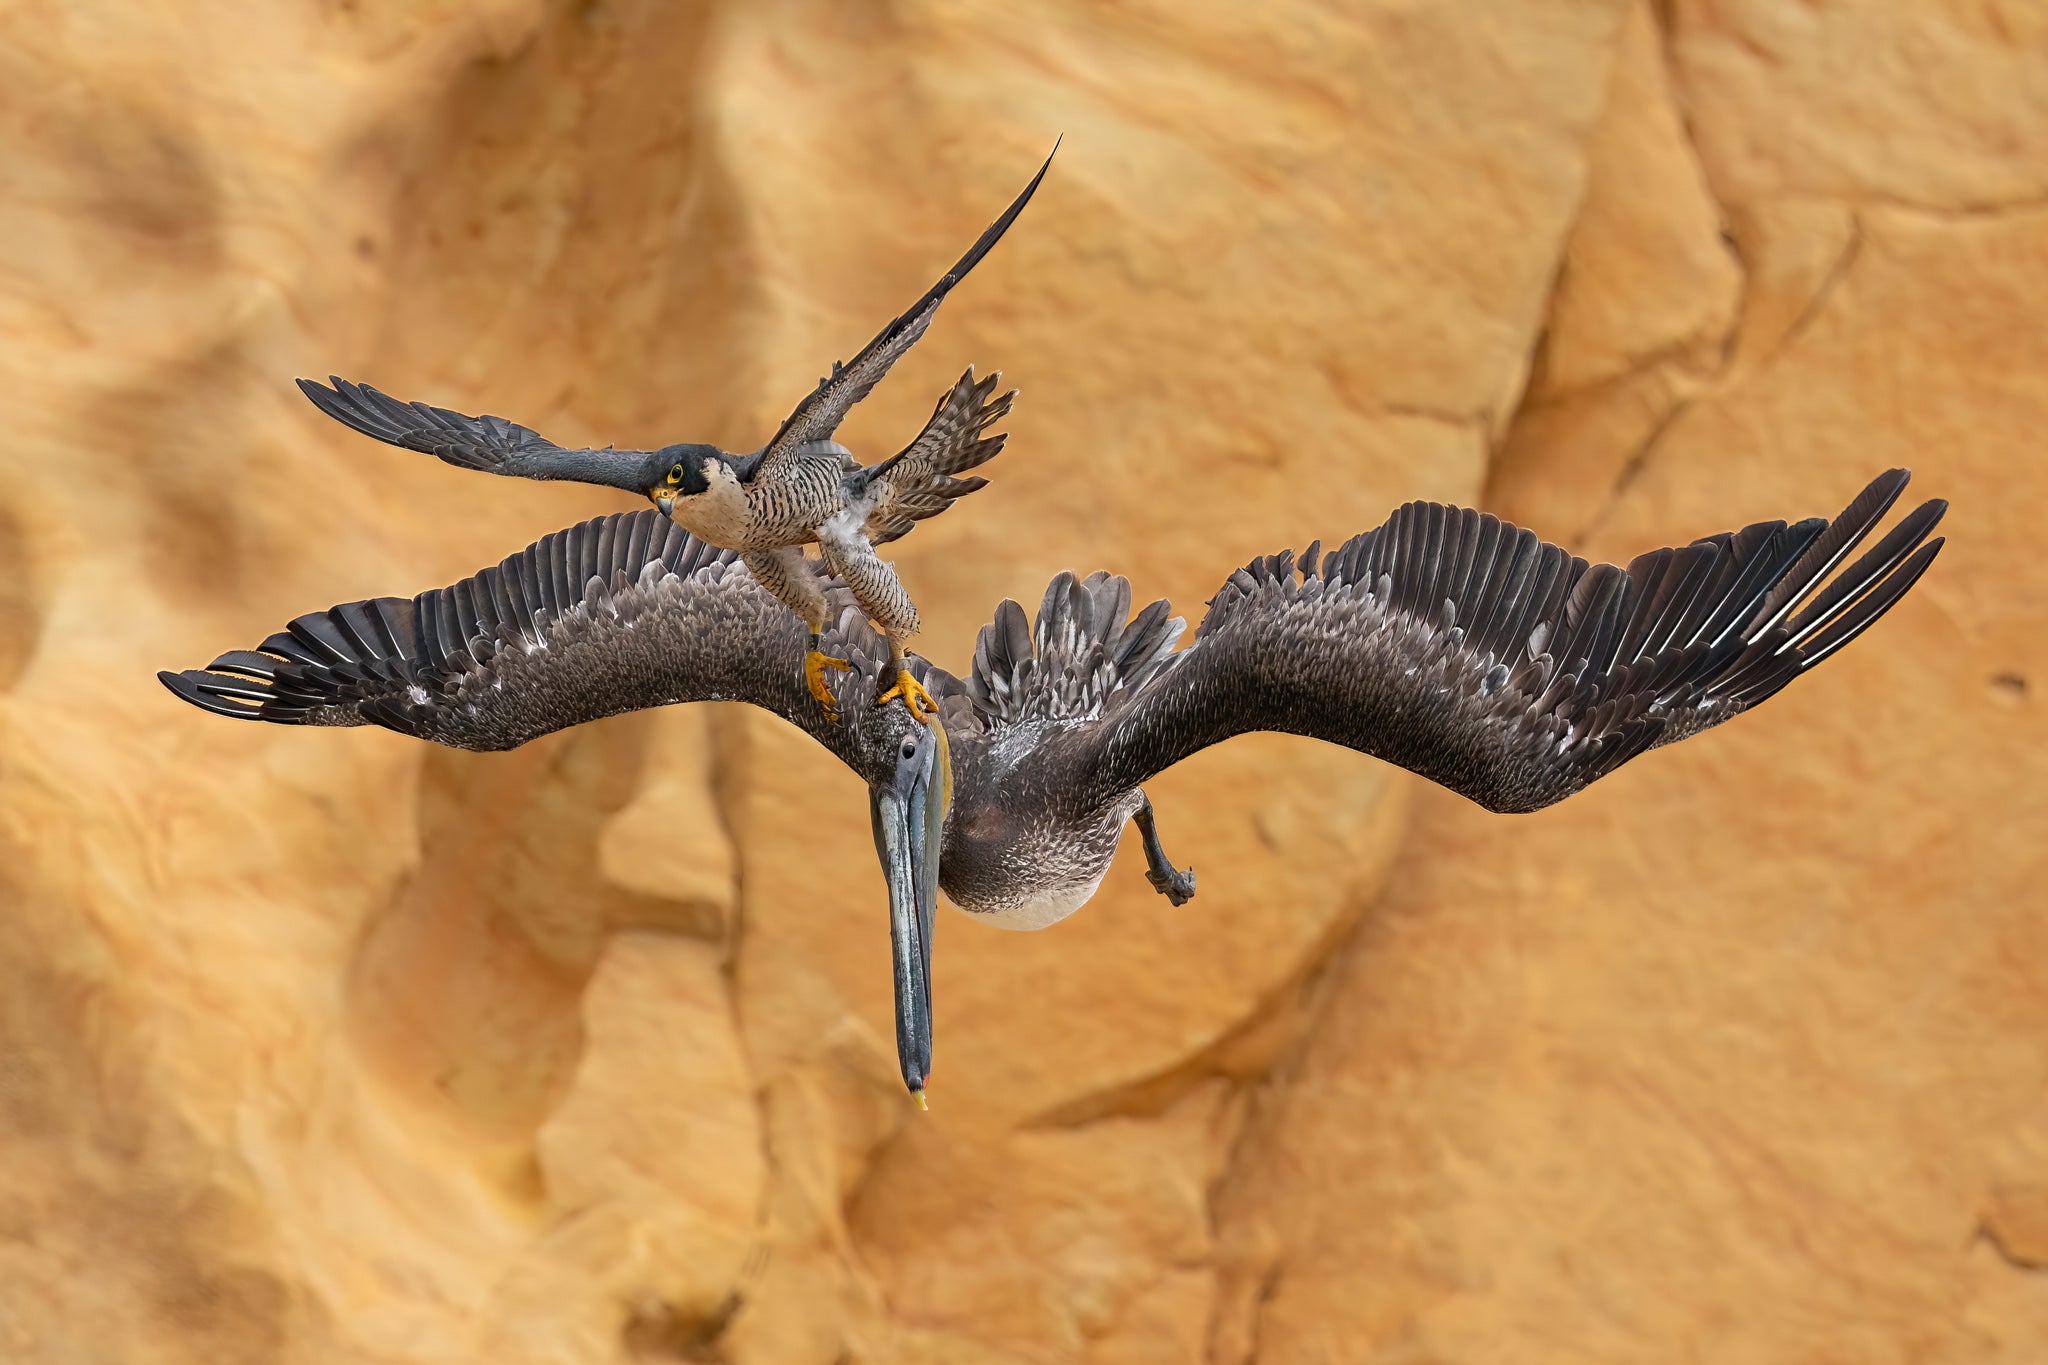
[869,715,951,1107]
[653,489,676,517]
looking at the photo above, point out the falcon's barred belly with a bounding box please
[160,470,1946,1103]
[296,146,1058,727]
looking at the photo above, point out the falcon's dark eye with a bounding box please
[666,463,685,487]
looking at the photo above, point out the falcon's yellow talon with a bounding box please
[876,668,940,723]
[805,647,851,720]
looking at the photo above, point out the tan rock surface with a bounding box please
[1,2,2042,1362]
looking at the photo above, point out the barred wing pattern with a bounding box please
[1072,471,1945,814]
[862,368,1016,545]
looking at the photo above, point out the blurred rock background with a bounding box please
[1,1,2043,1361]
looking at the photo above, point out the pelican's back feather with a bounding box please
[963,570,1185,727]
[1067,471,1944,814]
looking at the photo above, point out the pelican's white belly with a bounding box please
[950,869,1108,932]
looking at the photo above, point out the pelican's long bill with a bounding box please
[868,717,951,1104]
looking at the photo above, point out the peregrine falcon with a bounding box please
[295,146,1056,723]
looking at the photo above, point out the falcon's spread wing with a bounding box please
[158,510,913,769]
[298,377,664,494]
[964,471,1945,815]
[742,145,1053,483]
[860,368,1015,545]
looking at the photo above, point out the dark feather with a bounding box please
[1751,468,1910,633]
[1061,471,1945,814]
[965,568,1183,727]
[752,147,1055,481]
[863,367,1017,545]
[298,377,661,494]
[1784,498,1948,649]
[158,510,910,767]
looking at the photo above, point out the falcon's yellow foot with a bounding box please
[876,667,940,723]
[805,641,852,721]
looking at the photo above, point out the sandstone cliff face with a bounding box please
[1,2,2043,1361]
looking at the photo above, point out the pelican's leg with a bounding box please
[1133,793,1197,906]
[745,548,848,720]
[816,526,935,722]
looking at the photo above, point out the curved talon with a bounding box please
[876,667,940,723]
[805,647,852,721]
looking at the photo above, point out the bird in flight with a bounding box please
[295,145,1058,726]
[160,470,1945,1106]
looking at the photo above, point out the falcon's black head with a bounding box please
[649,444,747,527]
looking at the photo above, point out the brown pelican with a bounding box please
[159,469,1946,1105]
[295,145,1056,726]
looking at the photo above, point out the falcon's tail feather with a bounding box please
[860,368,1014,545]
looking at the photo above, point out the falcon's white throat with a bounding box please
[667,460,751,547]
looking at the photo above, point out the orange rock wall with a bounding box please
[1,2,2043,1361]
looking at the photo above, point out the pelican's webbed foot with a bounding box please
[805,633,852,722]
[876,668,941,724]
[1133,794,1196,906]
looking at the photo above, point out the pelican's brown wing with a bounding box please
[1004,471,1945,815]
[741,145,1053,484]
[159,509,888,768]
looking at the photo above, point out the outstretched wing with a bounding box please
[298,377,663,494]
[742,144,1054,483]
[158,510,901,769]
[860,367,1015,545]
[985,471,1945,815]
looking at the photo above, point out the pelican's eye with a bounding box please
[900,737,919,761]
[666,463,685,487]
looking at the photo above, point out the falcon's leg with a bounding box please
[804,636,853,721]
[877,639,941,721]
[816,524,936,722]
[744,547,848,720]
[1132,793,1197,906]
